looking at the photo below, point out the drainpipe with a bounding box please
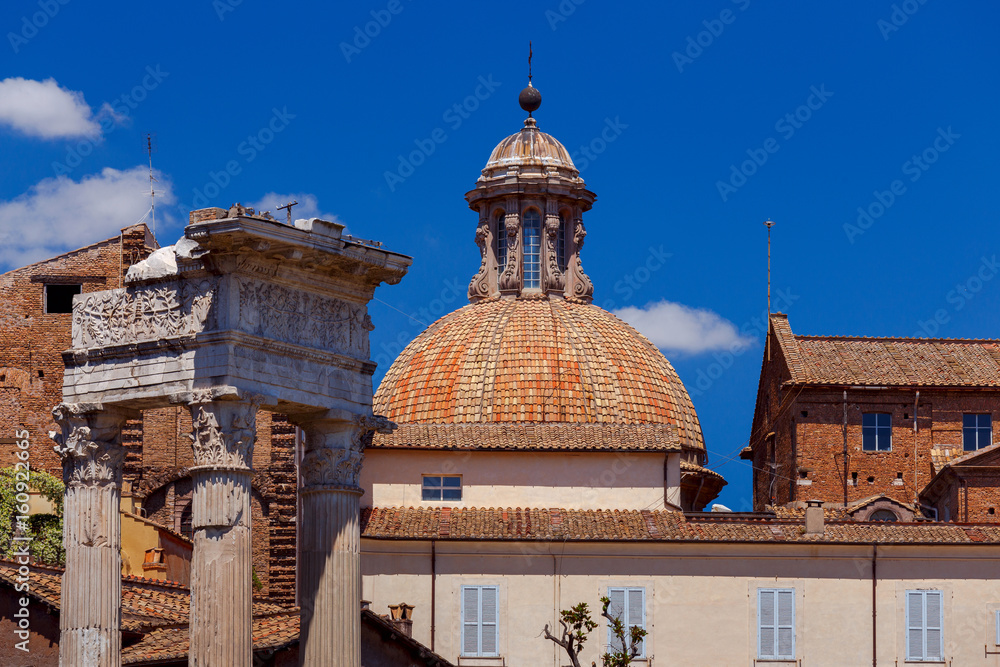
[431,539,436,651]
[843,391,849,507]
[913,391,920,499]
[872,544,878,667]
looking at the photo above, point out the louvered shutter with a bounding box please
[906,590,925,660]
[607,588,626,653]
[758,589,776,658]
[776,590,795,659]
[925,591,943,660]
[481,586,499,656]
[462,586,480,656]
[627,588,645,658]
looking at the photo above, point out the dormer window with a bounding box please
[495,211,507,274]
[523,209,541,288]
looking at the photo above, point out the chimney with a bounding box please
[388,603,414,637]
[804,500,825,535]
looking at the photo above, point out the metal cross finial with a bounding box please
[277,200,298,225]
[528,40,533,83]
[764,219,775,360]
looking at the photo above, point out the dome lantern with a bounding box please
[465,79,596,303]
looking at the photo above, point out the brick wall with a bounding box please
[0,224,154,476]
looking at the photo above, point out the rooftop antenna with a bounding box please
[277,200,298,225]
[145,133,158,238]
[764,219,775,360]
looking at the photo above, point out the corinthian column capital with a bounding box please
[187,394,264,470]
[294,414,395,490]
[50,403,133,488]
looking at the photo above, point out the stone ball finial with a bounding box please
[519,83,542,115]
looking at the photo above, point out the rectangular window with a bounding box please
[461,585,498,657]
[421,475,461,501]
[758,588,795,660]
[606,587,645,658]
[995,609,1000,646]
[863,413,892,451]
[44,284,82,314]
[963,414,992,451]
[906,590,943,662]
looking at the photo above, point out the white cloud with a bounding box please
[248,192,342,227]
[0,166,175,269]
[613,300,755,355]
[0,78,102,139]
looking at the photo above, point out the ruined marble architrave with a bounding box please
[56,211,409,667]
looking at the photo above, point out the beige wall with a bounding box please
[362,450,668,510]
[362,539,1000,666]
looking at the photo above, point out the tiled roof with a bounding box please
[371,422,680,452]
[770,313,1000,387]
[0,560,286,633]
[360,506,1000,544]
[680,460,727,482]
[122,611,300,664]
[374,298,705,451]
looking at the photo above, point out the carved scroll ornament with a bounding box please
[544,214,566,291]
[468,214,492,301]
[570,218,594,301]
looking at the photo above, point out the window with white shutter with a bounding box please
[606,587,646,658]
[461,585,499,657]
[758,588,795,660]
[906,590,943,662]
[995,610,1000,646]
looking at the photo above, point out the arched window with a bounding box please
[495,211,507,274]
[869,509,898,522]
[557,212,568,272]
[523,209,541,288]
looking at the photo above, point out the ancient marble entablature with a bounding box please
[61,210,412,415]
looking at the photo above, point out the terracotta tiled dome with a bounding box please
[374,297,705,452]
[482,118,578,174]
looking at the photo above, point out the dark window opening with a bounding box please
[799,470,808,479]
[45,284,81,314]
[989,508,996,515]
[801,410,808,418]
[179,503,193,540]
[851,472,858,485]
[896,472,903,479]
[37,370,43,378]
[867,476,875,484]
[963,413,991,451]
[862,413,892,451]
[422,475,462,501]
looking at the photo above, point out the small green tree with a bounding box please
[0,467,65,566]
[543,597,648,667]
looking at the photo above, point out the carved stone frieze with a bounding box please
[544,214,565,292]
[570,217,594,301]
[73,279,217,349]
[235,276,369,358]
[468,211,492,301]
[187,397,262,469]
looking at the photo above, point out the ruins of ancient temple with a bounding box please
[52,205,409,666]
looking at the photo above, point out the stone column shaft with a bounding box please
[295,415,390,667]
[186,397,260,667]
[51,403,129,667]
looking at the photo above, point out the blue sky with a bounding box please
[1,0,998,509]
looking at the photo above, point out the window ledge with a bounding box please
[458,657,504,666]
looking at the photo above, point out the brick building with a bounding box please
[0,222,300,604]
[745,313,1000,520]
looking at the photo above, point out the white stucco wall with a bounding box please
[362,539,1000,667]
[361,450,669,510]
